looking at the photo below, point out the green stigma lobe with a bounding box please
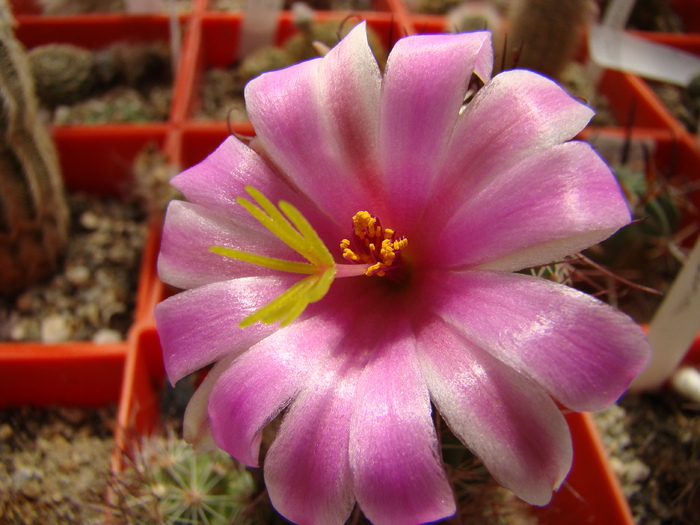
[209,246,318,274]
[211,187,336,327]
[239,267,336,327]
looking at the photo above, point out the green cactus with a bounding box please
[113,432,260,524]
[0,1,69,296]
[238,45,294,85]
[38,0,125,14]
[284,20,388,69]
[27,44,96,107]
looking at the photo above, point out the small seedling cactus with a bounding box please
[112,431,260,524]
[0,1,69,296]
[283,19,388,67]
[27,44,96,107]
[238,46,295,86]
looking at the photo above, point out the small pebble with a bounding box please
[22,480,42,499]
[79,210,100,230]
[0,423,13,442]
[65,265,91,287]
[92,328,123,344]
[14,293,35,313]
[10,321,30,341]
[41,315,72,343]
[58,407,86,425]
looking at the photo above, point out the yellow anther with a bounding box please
[342,211,407,277]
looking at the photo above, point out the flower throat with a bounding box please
[210,188,407,327]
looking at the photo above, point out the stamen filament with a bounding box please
[209,246,318,274]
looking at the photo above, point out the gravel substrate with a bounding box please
[0,406,116,524]
[594,391,700,524]
[0,192,148,343]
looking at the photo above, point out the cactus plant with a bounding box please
[27,44,96,107]
[0,1,69,296]
[111,431,260,524]
[504,0,593,80]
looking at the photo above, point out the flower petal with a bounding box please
[350,319,455,525]
[379,31,492,228]
[416,316,572,505]
[182,356,236,452]
[418,70,595,237]
[207,312,354,469]
[424,270,650,411]
[158,200,303,290]
[431,141,630,271]
[154,276,299,383]
[170,136,343,245]
[264,362,359,525]
[245,23,384,224]
[171,136,284,227]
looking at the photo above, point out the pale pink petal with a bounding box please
[350,319,455,525]
[207,312,355,469]
[154,276,298,383]
[172,136,286,229]
[264,366,358,525]
[416,316,572,505]
[245,23,385,225]
[170,136,343,244]
[378,31,492,228]
[429,141,630,271]
[416,70,595,237]
[182,355,236,452]
[158,200,304,290]
[423,270,650,411]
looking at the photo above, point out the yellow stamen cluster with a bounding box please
[341,211,408,277]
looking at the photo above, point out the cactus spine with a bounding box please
[0,1,69,296]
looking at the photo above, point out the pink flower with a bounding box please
[155,24,650,525]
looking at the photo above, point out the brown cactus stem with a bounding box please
[0,1,69,296]
[505,0,592,81]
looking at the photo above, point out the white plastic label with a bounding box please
[632,236,700,391]
[239,0,286,60]
[125,0,163,13]
[589,24,700,87]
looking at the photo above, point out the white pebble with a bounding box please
[670,366,700,403]
[41,315,72,343]
[66,265,91,287]
[79,211,100,230]
[92,328,122,344]
[10,321,30,341]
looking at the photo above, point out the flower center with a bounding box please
[209,190,405,328]
[340,211,408,277]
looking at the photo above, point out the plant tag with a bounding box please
[631,236,700,390]
[239,0,286,60]
[600,0,636,29]
[589,24,700,86]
